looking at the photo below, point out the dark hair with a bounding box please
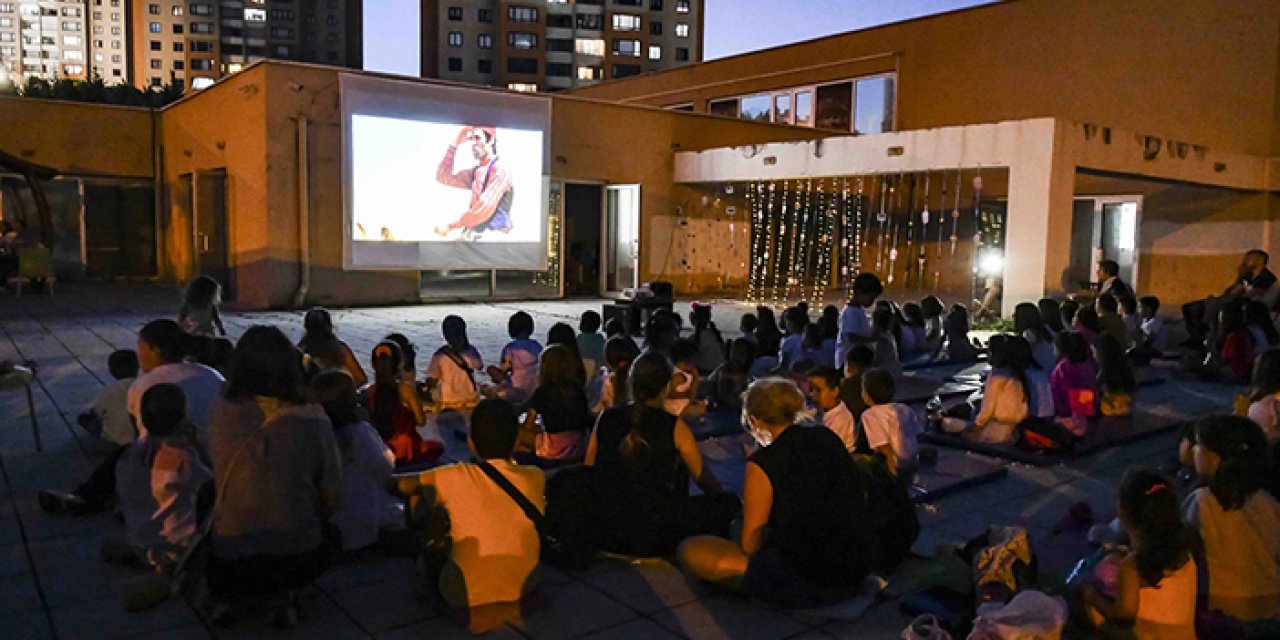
[547,321,586,382]
[140,319,191,364]
[902,303,926,328]
[604,317,626,338]
[782,307,808,332]
[1060,299,1080,327]
[1097,259,1120,278]
[183,275,221,309]
[988,334,1029,401]
[755,306,782,357]
[725,338,755,373]
[508,311,534,339]
[604,336,640,405]
[852,272,884,297]
[442,315,470,352]
[670,337,698,365]
[211,338,234,373]
[1055,330,1089,364]
[1119,468,1193,588]
[1138,295,1160,314]
[861,367,895,405]
[1194,415,1269,510]
[470,398,519,459]
[1250,348,1280,403]
[1075,306,1101,333]
[690,304,713,329]
[818,315,838,341]
[140,383,186,437]
[921,296,944,319]
[802,324,824,351]
[383,333,417,373]
[311,370,360,451]
[619,352,675,461]
[539,344,580,391]
[369,341,403,434]
[300,307,334,348]
[1246,248,1270,265]
[846,343,875,368]
[807,365,842,390]
[1013,302,1051,343]
[1119,295,1138,315]
[944,304,969,336]
[1096,293,1119,314]
[1038,298,1065,333]
[644,313,680,355]
[224,325,307,403]
[1095,333,1136,393]
[579,310,602,333]
[1244,300,1279,346]
[108,349,140,380]
[872,307,901,347]
[739,313,759,334]
[188,335,218,369]
[822,305,839,322]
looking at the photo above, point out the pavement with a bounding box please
[0,282,1241,639]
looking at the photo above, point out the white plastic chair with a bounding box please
[0,366,40,452]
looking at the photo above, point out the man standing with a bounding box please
[434,126,515,241]
[1182,249,1277,347]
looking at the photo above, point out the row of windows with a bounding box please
[608,14,690,36]
[704,75,896,135]
[442,33,688,61]
[149,21,215,35]
[148,39,214,52]
[444,55,643,82]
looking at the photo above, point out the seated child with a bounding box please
[487,312,542,404]
[943,304,980,362]
[427,315,485,409]
[1247,349,1280,442]
[1095,333,1137,417]
[366,342,440,468]
[78,349,140,448]
[738,313,759,346]
[590,336,639,414]
[1011,337,1054,419]
[546,322,588,386]
[1078,469,1196,639]
[383,333,419,386]
[706,338,753,411]
[522,345,593,462]
[838,344,875,419]
[900,303,928,359]
[800,322,836,372]
[1118,295,1141,345]
[1051,331,1097,437]
[921,296,946,357]
[604,317,627,340]
[665,338,702,418]
[1128,296,1167,362]
[966,334,1029,445]
[779,307,809,371]
[690,302,726,375]
[859,368,921,476]
[1060,299,1081,333]
[807,366,856,452]
[576,311,606,381]
[1095,294,1129,349]
[870,307,903,378]
[108,383,212,572]
[1074,306,1103,347]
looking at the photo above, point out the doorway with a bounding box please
[83,184,156,279]
[562,183,603,296]
[604,184,640,295]
[191,170,231,299]
[1067,196,1141,294]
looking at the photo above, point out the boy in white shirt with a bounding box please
[1129,296,1168,364]
[859,368,921,477]
[835,273,883,369]
[77,350,139,449]
[806,366,857,452]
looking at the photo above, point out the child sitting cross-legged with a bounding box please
[1095,333,1137,417]
[859,368,922,477]
[1051,330,1098,437]
[958,334,1030,445]
[520,345,593,464]
[77,349,140,450]
[487,311,541,404]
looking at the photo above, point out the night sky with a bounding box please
[362,0,998,76]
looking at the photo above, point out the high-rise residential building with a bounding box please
[420,0,704,92]
[130,0,362,91]
[88,0,128,83]
[0,1,92,86]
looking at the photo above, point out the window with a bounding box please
[649,21,662,35]
[794,90,813,126]
[111,53,121,62]
[191,41,213,52]
[547,62,571,77]
[675,47,688,61]
[575,14,602,30]
[676,0,690,13]
[737,94,770,121]
[507,6,537,22]
[0,4,12,12]
[447,31,462,47]
[507,57,537,74]
[273,45,289,56]
[270,27,294,38]
[447,57,462,72]
[62,6,81,17]
[546,38,572,52]
[172,24,183,34]
[675,22,689,37]
[148,21,160,32]
[191,4,212,15]
[576,65,602,80]
[173,42,184,51]
[547,14,571,28]
[172,6,183,16]
[268,9,292,19]
[477,34,492,49]
[647,44,661,60]
[64,50,84,61]
[190,58,213,70]
[191,22,213,34]
[815,82,852,130]
[614,0,642,5]
[0,16,9,26]
[110,26,120,35]
[149,40,161,51]
[507,32,537,49]
[612,14,640,31]
[149,59,161,69]
[148,4,159,14]
[667,103,694,111]
[477,58,491,73]
[574,38,604,56]
[708,98,737,118]
[447,6,462,21]
[650,0,664,9]
[507,83,537,92]
[773,93,792,124]
[173,60,184,69]
[61,20,81,30]
[611,39,640,57]
[63,35,81,46]
[64,64,83,74]
[610,63,641,78]
[477,8,491,22]
[853,75,895,135]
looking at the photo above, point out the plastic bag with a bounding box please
[966,590,1067,640]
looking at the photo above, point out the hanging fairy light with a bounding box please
[809,178,828,305]
[875,177,889,272]
[904,173,917,288]
[936,170,947,258]
[533,187,562,288]
[851,176,863,283]
[763,180,778,305]
[950,167,962,257]
[887,173,902,286]
[770,180,789,308]
[917,171,930,290]
[746,182,761,303]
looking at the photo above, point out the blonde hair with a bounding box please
[745,377,805,427]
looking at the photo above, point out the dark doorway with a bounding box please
[563,183,602,296]
[84,184,156,279]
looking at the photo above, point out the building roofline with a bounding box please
[0,93,154,113]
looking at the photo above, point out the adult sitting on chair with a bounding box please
[1182,249,1278,349]
[1095,259,1131,300]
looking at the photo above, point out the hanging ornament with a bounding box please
[936,170,947,258]
[950,167,962,258]
[851,177,863,279]
[917,252,927,291]
[921,172,931,227]
[905,174,917,287]
[875,177,889,271]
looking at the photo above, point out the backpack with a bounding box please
[851,453,920,574]
[962,526,1037,607]
[1018,417,1076,453]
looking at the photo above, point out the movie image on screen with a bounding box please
[341,74,551,271]
[350,118,544,245]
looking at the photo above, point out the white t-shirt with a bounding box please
[427,346,484,408]
[1183,487,1280,619]
[860,402,920,465]
[821,401,857,452]
[1247,394,1280,442]
[93,377,137,446]
[1141,316,1167,352]
[127,362,226,436]
[332,421,398,551]
[835,304,871,368]
[423,460,545,609]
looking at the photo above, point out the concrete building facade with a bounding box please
[0,0,91,85]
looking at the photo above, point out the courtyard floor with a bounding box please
[0,283,1239,639]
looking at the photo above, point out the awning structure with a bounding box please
[0,148,58,248]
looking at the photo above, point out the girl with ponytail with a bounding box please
[589,336,639,414]
[364,341,440,468]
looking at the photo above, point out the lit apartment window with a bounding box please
[576,65,602,80]
[61,7,81,17]
[612,14,640,31]
[574,38,604,56]
[477,8,491,22]
[649,21,662,35]
[64,50,83,60]
[477,34,492,49]
[63,35,81,46]
[675,23,689,37]
[148,4,159,14]
[676,0,690,13]
[62,21,81,30]
[447,57,462,72]
[173,6,183,16]
[611,39,640,57]
[648,44,661,60]
[507,6,538,22]
[507,32,537,49]
[191,59,213,70]
[447,6,462,21]
[64,64,83,74]
[445,31,461,46]
[507,83,537,93]
[191,4,212,16]
[94,53,103,61]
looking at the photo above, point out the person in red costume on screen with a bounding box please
[433,125,515,241]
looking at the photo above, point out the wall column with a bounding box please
[1003,119,1075,316]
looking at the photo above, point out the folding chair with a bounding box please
[0,366,41,452]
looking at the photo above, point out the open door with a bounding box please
[1067,196,1141,294]
[603,184,640,294]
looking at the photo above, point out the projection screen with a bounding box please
[341,73,551,271]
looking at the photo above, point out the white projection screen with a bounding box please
[341,74,551,270]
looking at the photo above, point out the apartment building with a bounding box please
[130,0,361,91]
[0,1,91,85]
[87,0,127,82]
[420,0,704,92]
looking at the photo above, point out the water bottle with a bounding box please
[925,395,944,432]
